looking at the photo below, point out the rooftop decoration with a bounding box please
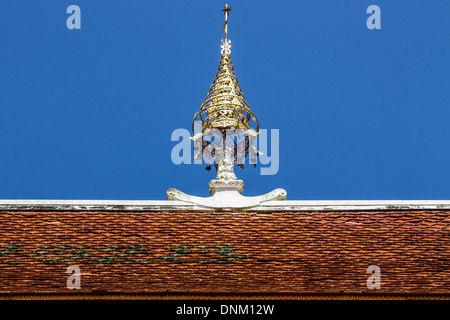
[167,5,286,208]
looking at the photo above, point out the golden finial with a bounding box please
[191,4,260,178]
[193,5,258,135]
[222,4,232,39]
[167,5,287,208]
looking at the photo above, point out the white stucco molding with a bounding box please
[0,199,450,212]
[167,187,287,209]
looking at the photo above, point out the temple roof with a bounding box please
[0,200,449,298]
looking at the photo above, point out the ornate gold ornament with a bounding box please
[192,9,258,136]
[167,5,287,208]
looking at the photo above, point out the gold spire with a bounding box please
[192,5,258,135]
[222,4,232,39]
[167,6,287,207]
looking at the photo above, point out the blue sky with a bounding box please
[1,1,449,200]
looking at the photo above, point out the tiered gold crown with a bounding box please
[192,4,258,135]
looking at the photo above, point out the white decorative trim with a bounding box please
[167,145,288,208]
[0,200,449,212]
[250,200,450,211]
[167,187,287,209]
[0,200,195,212]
